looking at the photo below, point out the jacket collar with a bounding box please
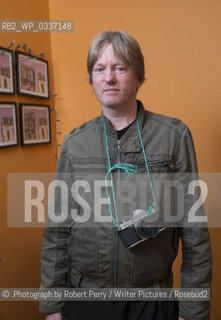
[101,100,145,137]
[101,100,145,153]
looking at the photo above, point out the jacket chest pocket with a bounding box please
[134,158,175,173]
[68,157,107,175]
[148,160,175,172]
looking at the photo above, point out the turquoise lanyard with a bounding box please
[102,116,157,228]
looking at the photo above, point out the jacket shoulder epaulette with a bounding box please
[66,116,100,140]
[146,110,187,137]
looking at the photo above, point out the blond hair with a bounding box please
[87,30,145,85]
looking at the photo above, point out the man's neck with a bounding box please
[102,100,137,130]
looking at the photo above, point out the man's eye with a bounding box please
[94,67,104,73]
[115,66,126,73]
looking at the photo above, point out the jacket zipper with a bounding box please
[113,140,121,288]
[147,160,175,170]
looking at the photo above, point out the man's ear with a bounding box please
[137,79,141,88]
[136,82,141,93]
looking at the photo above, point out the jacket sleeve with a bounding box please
[175,125,212,320]
[39,137,73,314]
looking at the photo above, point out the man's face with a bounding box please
[92,44,140,109]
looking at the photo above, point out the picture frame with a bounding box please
[0,47,15,94]
[15,51,49,99]
[0,102,18,148]
[19,103,51,146]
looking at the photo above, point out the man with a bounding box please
[40,31,212,320]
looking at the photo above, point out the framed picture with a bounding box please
[0,102,18,148]
[15,51,49,98]
[19,103,51,146]
[0,47,15,94]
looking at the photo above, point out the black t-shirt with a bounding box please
[116,119,135,139]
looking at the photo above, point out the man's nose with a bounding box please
[104,68,116,83]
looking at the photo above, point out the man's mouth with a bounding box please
[103,88,120,93]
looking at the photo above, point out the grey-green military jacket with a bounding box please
[40,101,212,319]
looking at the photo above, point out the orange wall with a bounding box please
[49,0,221,319]
[0,0,56,319]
